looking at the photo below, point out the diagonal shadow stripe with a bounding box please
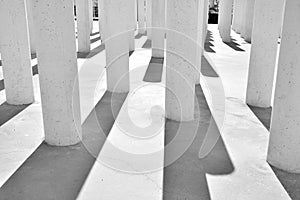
[163,85,234,200]
[0,102,31,127]
[143,57,164,82]
[0,91,127,200]
[142,39,151,49]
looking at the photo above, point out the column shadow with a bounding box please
[201,56,219,77]
[77,43,105,59]
[0,102,31,127]
[0,80,4,91]
[143,57,164,82]
[90,36,101,44]
[0,91,127,200]
[248,106,300,199]
[223,38,245,52]
[248,105,272,131]
[135,33,146,39]
[163,85,234,200]
[142,39,151,49]
[129,50,134,57]
[270,166,300,200]
[204,30,216,53]
[90,31,100,37]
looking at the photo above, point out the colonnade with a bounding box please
[219,0,300,173]
[0,0,299,174]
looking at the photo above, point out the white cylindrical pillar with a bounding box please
[128,0,136,51]
[166,0,199,121]
[232,0,238,31]
[89,0,93,34]
[246,0,285,107]
[196,0,209,83]
[267,0,300,173]
[0,0,34,105]
[234,0,242,33]
[243,0,255,42]
[104,0,130,93]
[76,0,91,53]
[218,0,233,42]
[151,0,165,58]
[146,0,152,39]
[32,0,82,146]
[240,0,247,38]
[25,0,36,54]
[98,0,106,42]
[134,0,138,30]
[138,0,146,34]
[199,0,209,52]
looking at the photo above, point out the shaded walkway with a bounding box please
[163,85,234,200]
[143,57,164,82]
[0,92,127,200]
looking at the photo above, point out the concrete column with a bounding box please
[218,0,233,42]
[138,0,146,34]
[98,0,106,42]
[196,0,209,74]
[146,0,152,39]
[240,0,247,38]
[151,0,165,58]
[104,0,130,93]
[233,0,242,33]
[0,0,34,105]
[267,0,300,173]
[32,0,82,146]
[200,0,209,50]
[25,0,36,54]
[76,0,91,53]
[232,0,238,31]
[246,0,285,107]
[134,0,138,30]
[89,0,93,34]
[128,0,136,51]
[195,0,209,84]
[243,0,255,42]
[166,0,199,121]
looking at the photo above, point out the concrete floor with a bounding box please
[248,105,300,200]
[0,92,126,200]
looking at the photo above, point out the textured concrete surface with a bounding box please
[218,0,232,42]
[246,0,285,107]
[248,107,300,200]
[151,0,165,58]
[267,0,300,173]
[0,26,148,197]
[164,83,233,199]
[104,0,130,93]
[165,0,199,121]
[0,0,34,105]
[137,0,146,34]
[77,42,164,200]
[77,0,91,53]
[1,21,299,200]
[33,0,82,146]
[200,24,291,200]
[146,0,152,39]
[0,92,127,200]
[143,57,164,82]
[242,0,255,42]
